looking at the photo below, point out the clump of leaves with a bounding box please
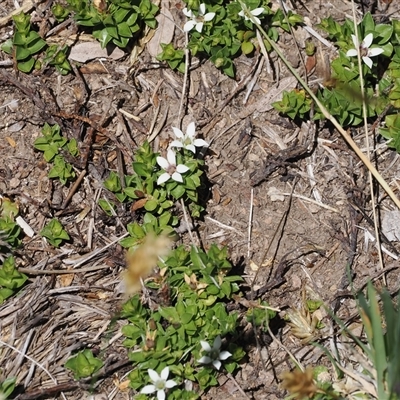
[0,256,28,304]
[34,123,78,185]
[121,244,245,398]
[1,12,46,73]
[273,12,400,128]
[102,136,206,219]
[43,45,72,75]
[0,377,16,399]
[179,0,303,77]
[65,349,103,380]
[62,0,158,48]
[0,197,22,251]
[40,218,70,247]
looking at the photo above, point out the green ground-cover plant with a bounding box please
[1,12,46,73]
[101,123,208,218]
[176,0,302,77]
[65,349,103,379]
[62,0,158,48]
[272,12,400,134]
[0,197,22,252]
[40,218,70,247]
[121,244,247,398]
[0,377,16,399]
[34,123,78,185]
[0,256,28,304]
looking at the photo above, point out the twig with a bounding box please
[247,188,254,258]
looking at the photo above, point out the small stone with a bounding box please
[9,177,20,188]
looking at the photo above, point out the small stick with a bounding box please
[58,169,86,210]
[247,188,254,258]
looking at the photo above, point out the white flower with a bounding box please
[346,33,384,69]
[157,149,189,185]
[238,4,264,25]
[140,367,177,400]
[170,122,208,153]
[183,3,215,33]
[197,335,232,370]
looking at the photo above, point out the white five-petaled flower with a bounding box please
[238,4,264,25]
[170,122,209,153]
[157,149,189,185]
[346,33,384,69]
[183,3,216,33]
[197,335,232,370]
[140,367,177,400]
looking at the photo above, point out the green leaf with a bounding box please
[15,46,31,60]
[18,58,35,72]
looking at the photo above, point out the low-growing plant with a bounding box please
[62,0,158,49]
[34,123,78,185]
[1,12,46,73]
[65,349,103,380]
[101,123,208,218]
[158,0,303,77]
[0,256,28,304]
[0,377,16,399]
[43,44,72,75]
[272,11,400,132]
[40,218,70,247]
[121,244,246,398]
[0,197,22,251]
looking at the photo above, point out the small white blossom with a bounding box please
[238,4,264,25]
[183,3,215,33]
[197,336,232,370]
[170,122,208,153]
[157,149,189,185]
[140,367,177,400]
[346,33,384,69]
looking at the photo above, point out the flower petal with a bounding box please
[185,144,196,153]
[351,34,358,48]
[193,138,208,147]
[141,384,156,394]
[251,7,264,16]
[157,156,169,170]
[165,380,177,389]
[171,172,183,182]
[212,360,222,370]
[199,3,206,15]
[160,367,170,380]
[362,56,373,69]
[148,369,160,382]
[198,355,212,364]
[204,12,215,21]
[238,10,245,18]
[158,173,171,185]
[363,33,373,48]
[200,340,212,352]
[219,350,232,360]
[346,49,358,57]
[213,335,222,350]
[186,122,196,139]
[157,389,166,400]
[195,22,204,33]
[182,7,193,17]
[176,164,189,174]
[170,140,184,148]
[166,149,176,165]
[368,47,384,57]
[172,126,184,139]
[184,20,196,32]
[253,16,261,24]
